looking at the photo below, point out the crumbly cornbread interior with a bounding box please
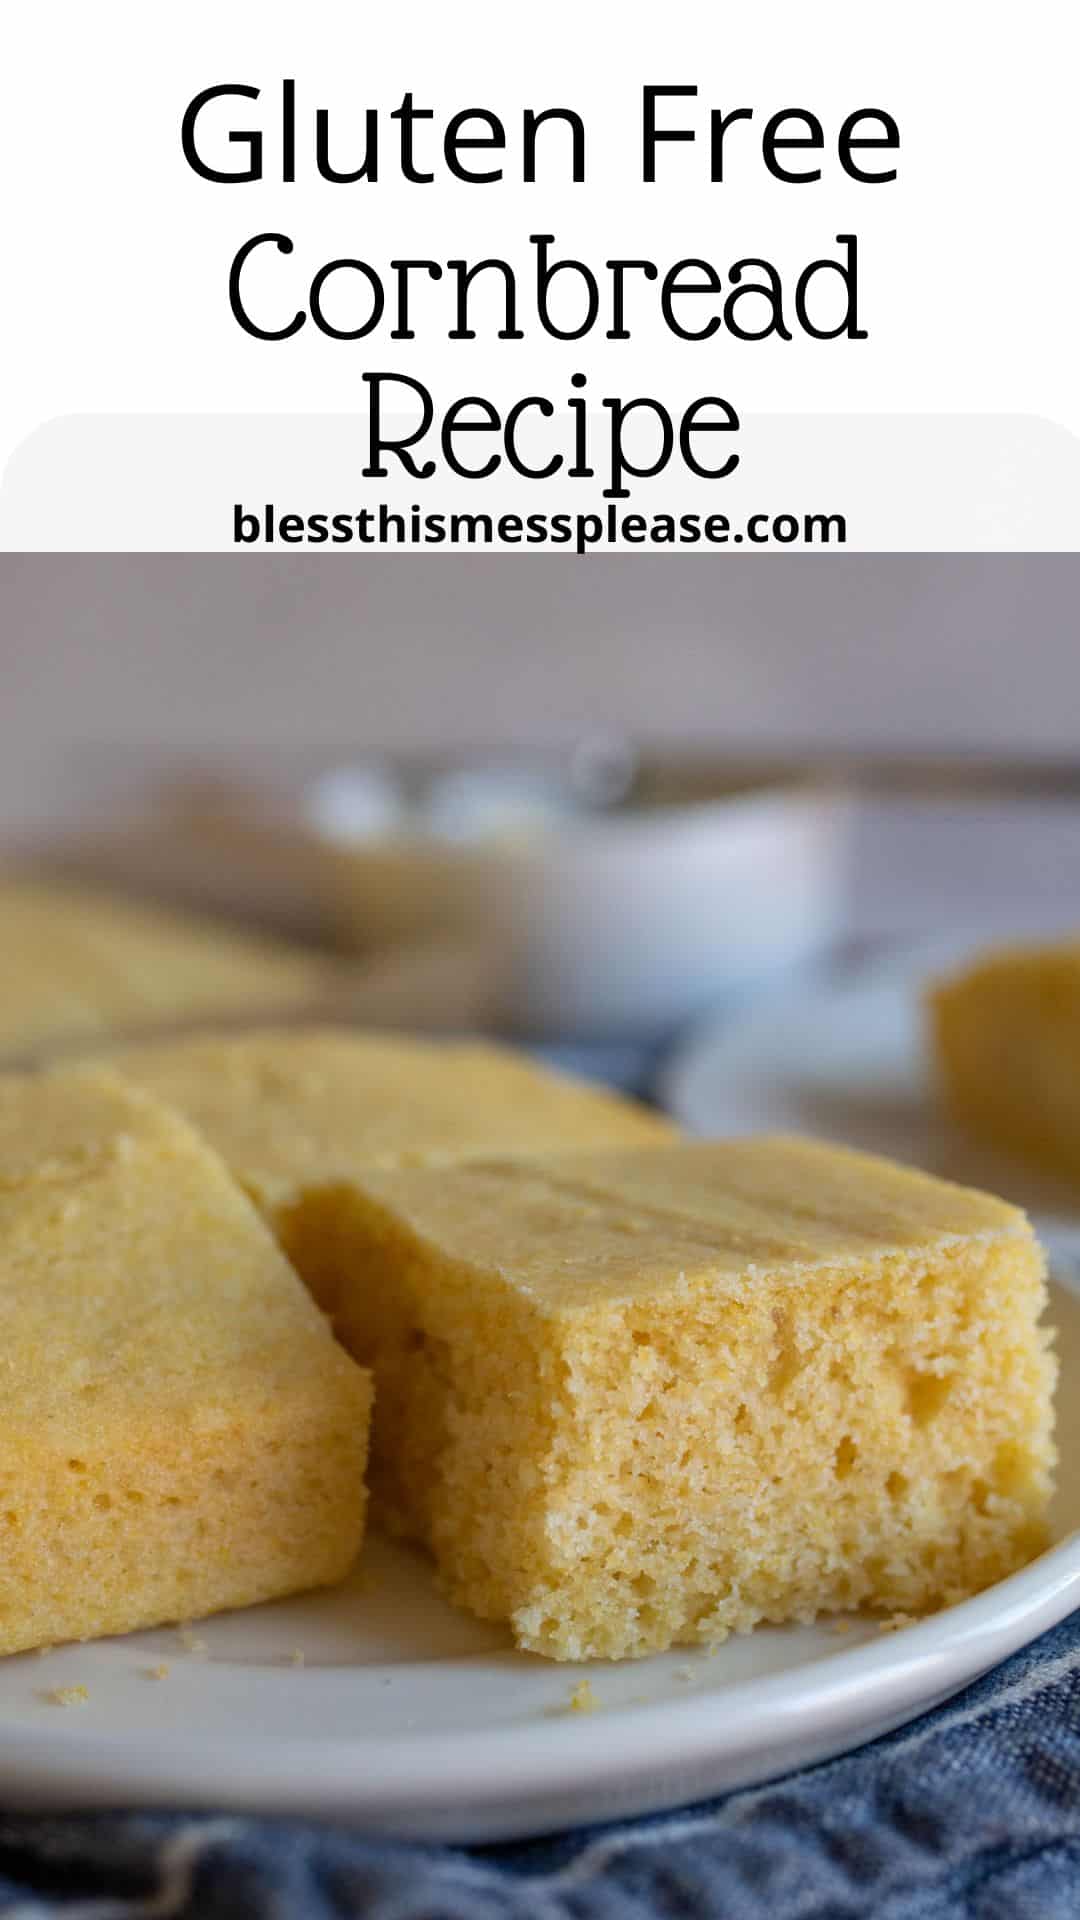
[0,1065,371,1657]
[930,938,1080,1182]
[284,1137,1055,1661]
[0,878,332,1059]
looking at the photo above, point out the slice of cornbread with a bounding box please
[305,1137,1054,1660]
[107,1029,675,1301]
[0,1065,370,1657]
[0,879,333,1060]
[930,937,1080,1182]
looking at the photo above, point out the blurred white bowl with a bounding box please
[311,769,850,1039]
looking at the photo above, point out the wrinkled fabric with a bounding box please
[3,1611,1080,1918]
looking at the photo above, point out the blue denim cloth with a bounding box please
[3,1612,1080,1918]
[3,1047,1078,1918]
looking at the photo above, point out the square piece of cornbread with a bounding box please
[311,1137,1054,1660]
[0,878,335,1061]
[930,937,1080,1182]
[0,1066,370,1657]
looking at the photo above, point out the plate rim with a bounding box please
[2,1518,1078,1840]
[658,932,989,1139]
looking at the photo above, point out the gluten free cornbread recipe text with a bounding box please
[0,1023,1056,1663]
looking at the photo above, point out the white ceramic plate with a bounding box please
[6,944,1080,1845]
[3,1405,1080,1846]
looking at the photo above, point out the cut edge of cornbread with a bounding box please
[278,1137,1055,1660]
[0,1063,372,1658]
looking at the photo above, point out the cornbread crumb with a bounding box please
[830,1618,854,1634]
[878,1612,920,1634]
[288,1649,306,1668]
[45,1685,89,1707]
[568,1680,598,1714]
[146,1664,171,1680]
[317,1136,1054,1661]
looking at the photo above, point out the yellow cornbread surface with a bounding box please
[0,1066,370,1657]
[930,938,1080,1182]
[0,879,331,1060]
[108,1028,674,1293]
[306,1137,1054,1661]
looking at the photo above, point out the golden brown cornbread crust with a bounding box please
[108,1028,675,1216]
[107,1028,676,1329]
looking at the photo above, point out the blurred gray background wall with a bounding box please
[1,554,1076,829]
